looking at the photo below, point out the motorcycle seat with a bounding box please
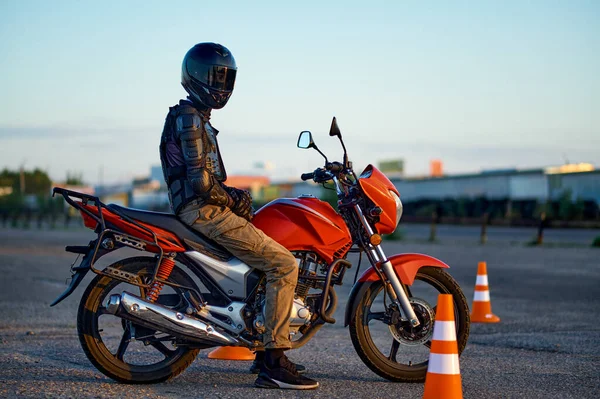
[106,204,232,261]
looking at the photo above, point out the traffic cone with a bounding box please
[470,261,500,323]
[423,294,463,399]
[207,346,256,360]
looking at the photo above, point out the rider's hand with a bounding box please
[233,191,254,221]
[224,186,254,221]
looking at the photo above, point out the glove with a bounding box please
[224,186,254,221]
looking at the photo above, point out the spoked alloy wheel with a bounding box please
[349,267,470,382]
[77,257,201,384]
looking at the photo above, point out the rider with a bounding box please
[159,42,319,390]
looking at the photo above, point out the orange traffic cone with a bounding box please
[470,261,500,323]
[423,294,463,399]
[207,346,256,361]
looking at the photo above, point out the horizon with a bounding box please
[1,1,598,185]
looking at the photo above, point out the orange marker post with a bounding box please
[207,346,256,361]
[423,294,463,399]
[470,261,500,323]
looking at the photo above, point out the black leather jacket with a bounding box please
[159,99,233,215]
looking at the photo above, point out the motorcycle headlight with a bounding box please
[390,190,403,227]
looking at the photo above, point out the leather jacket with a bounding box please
[160,100,252,219]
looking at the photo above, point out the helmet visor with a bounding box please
[186,59,236,92]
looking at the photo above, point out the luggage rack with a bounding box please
[53,187,171,290]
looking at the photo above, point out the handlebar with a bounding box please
[301,172,315,181]
[300,168,330,183]
[301,161,348,183]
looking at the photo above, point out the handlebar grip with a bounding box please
[301,173,315,181]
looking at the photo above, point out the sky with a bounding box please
[1,0,598,185]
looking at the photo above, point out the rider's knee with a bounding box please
[278,252,298,285]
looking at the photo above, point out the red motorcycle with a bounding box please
[52,117,469,384]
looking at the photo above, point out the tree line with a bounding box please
[0,168,83,228]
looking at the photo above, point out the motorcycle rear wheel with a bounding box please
[349,267,470,382]
[77,256,201,384]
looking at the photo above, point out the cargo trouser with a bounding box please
[179,201,298,349]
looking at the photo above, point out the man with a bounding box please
[159,42,319,390]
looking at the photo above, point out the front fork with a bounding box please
[353,205,420,327]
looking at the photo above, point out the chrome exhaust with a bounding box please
[106,292,239,346]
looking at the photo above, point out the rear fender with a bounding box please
[344,253,450,327]
[49,240,114,307]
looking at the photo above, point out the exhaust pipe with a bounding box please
[106,292,239,346]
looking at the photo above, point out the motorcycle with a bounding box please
[51,117,469,384]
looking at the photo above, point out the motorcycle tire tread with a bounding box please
[77,256,201,384]
[348,266,470,383]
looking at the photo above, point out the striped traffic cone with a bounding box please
[207,346,255,360]
[423,294,463,399]
[470,261,500,323]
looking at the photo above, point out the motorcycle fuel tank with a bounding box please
[252,197,352,264]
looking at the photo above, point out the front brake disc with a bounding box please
[389,298,434,346]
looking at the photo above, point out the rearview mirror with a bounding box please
[297,131,314,149]
[329,117,341,137]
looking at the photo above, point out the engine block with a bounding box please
[294,252,326,300]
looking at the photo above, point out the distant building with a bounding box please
[259,181,322,203]
[130,189,169,210]
[547,170,600,204]
[99,163,600,214]
[151,165,270,199]
[225,175,270,199]
[378,159,404,178]
[391,166,600,204]
[545,163,594,175]
[430,160,443,177]
[101,192,129,207]
[94,183,132,206]
[150,166,165,188]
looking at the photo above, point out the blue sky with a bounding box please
[1,0,598,184]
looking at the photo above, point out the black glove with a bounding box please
[224,186,254,221]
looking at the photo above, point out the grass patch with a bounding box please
[592,236,600,248]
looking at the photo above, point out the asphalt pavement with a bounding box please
[0,226,599,398]
[397,223,599,245]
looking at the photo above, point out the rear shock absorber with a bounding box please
[146,256,176,302]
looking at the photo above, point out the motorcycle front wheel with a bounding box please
[77,256,201,384]
[349,266,470,382]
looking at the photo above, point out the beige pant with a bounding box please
[179,202,298,349]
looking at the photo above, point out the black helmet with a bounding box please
[181,43,237,109]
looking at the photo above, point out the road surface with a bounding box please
[0,227,599,398]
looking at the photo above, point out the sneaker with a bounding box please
[250,352,307,374]
[254,355,319,390]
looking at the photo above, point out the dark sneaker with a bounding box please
[254,355,318,390]
[250,352,307,374]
